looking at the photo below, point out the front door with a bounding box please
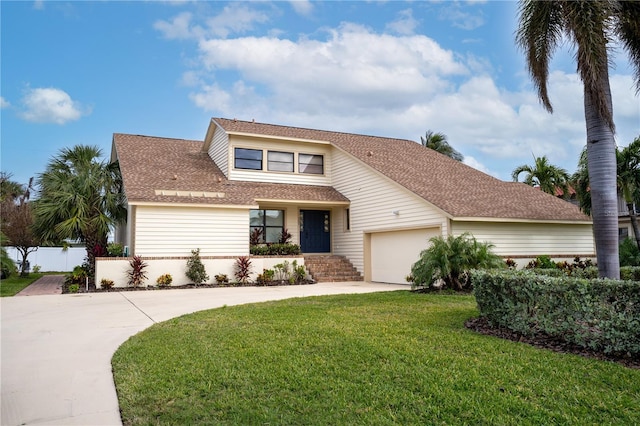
[300,210,331,253]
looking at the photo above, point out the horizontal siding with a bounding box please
[208,126,229,177]
[331,148,448,274]
[134,206,249,257]
[451,221,595,256]
[228,137,332,186]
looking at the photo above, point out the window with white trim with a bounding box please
[267,151,294,172]
[299,153,324,174]
[234,148,263,170]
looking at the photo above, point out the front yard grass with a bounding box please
[112,291,640,425]
[0,273,44,297]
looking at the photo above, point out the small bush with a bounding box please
[256,268,275,286]
[100,278,115,289]
[186,249,209,285]
[411,233,504,291]
[127,256,148,287]
[234,256,252,284]
[619,237,640,266]
[156,274,173,286]
[525,255,557,269]
[214,273,229,285]
[65,265,88,286]
[68,284,79,293]
[32,265,41,273]
[292,260,306,284]
[107,242,124,257]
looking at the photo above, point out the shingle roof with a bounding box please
[213,117,590,222]
[113,133,349,206]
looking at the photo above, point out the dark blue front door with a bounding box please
[300,210,330,253]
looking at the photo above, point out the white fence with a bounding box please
[5,247,86,272]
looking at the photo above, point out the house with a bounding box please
[104,117,594,285]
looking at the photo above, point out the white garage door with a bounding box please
[370,228,440,284]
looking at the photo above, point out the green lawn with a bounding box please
[0,273,45,297]
[112,291,640,425]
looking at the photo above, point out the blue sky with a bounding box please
[2,0,638,187]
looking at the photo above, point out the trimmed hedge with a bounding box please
[471,270,640,356]
[531,266,640,281]
[249,243,301,256]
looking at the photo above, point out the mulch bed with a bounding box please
[63,280,316,294]
[465,317,640,370]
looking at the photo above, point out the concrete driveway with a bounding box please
[1,282,407,425]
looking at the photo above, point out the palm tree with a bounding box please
[420,130,464,161]
[33,145,126,281]
[572,147,592,216]
[616,137,640,247]
[516,1,640,279]
[512,155,570,197]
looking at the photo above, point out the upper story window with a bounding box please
[267,151,294,172]
[299,154,324,174]
[234,148,262,170]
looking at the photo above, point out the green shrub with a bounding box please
[250,243,301,256]
[471,269,640,356]
[65,265,88,286]
[525,254,557,269]
[619,237,640,266]
[214,273,229,285]
[107,242,124,257]
[256,268,275,286]
[186,249,209,285]
[100,278,115,289]
[411,233,505,291]
[156,274,173,286]
[68,284,79,293]
[127,256,148,287]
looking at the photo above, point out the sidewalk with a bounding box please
[16,274,64,296]
[1,281,408,425]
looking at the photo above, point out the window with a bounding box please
[235,148,262,170]
[345,208,350,231]
[267,151,294,172]
[250,209,285,243]
[299,154,324,174]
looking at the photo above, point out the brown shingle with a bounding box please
[213,118,590,222]
[113,133,349,206]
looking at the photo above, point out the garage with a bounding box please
[369,227,440,284]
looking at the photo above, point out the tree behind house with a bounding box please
[33,145,126,282]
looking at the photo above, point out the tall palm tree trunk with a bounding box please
[585,67,619,279]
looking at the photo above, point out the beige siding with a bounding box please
[208,126,230,177]
[134,206,249,257]
[451,221,595,257]
[228,137,332,186]
[331,147,448,274]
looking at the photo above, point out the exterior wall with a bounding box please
[228,136,332,186]
[331,147,448,275]
[133,205,250,257]
[95,256,305,288]
[208,125,230,177]
[450,220,595,266]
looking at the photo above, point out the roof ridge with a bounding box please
[214,117,413,144]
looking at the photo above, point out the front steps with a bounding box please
[303,255,363,282]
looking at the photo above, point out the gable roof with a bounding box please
[113,133,349,206]
[212,117,590,222]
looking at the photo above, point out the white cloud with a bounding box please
[19,87,89,124]
[168,12,638,181]
[385,9,419,35]
[0,97,10,108]
[439,3,485,30]
[289,0,313,16]
[154,11,204,40]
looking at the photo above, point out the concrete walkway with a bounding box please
[1,282,407,425]
[16,275,64,296]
